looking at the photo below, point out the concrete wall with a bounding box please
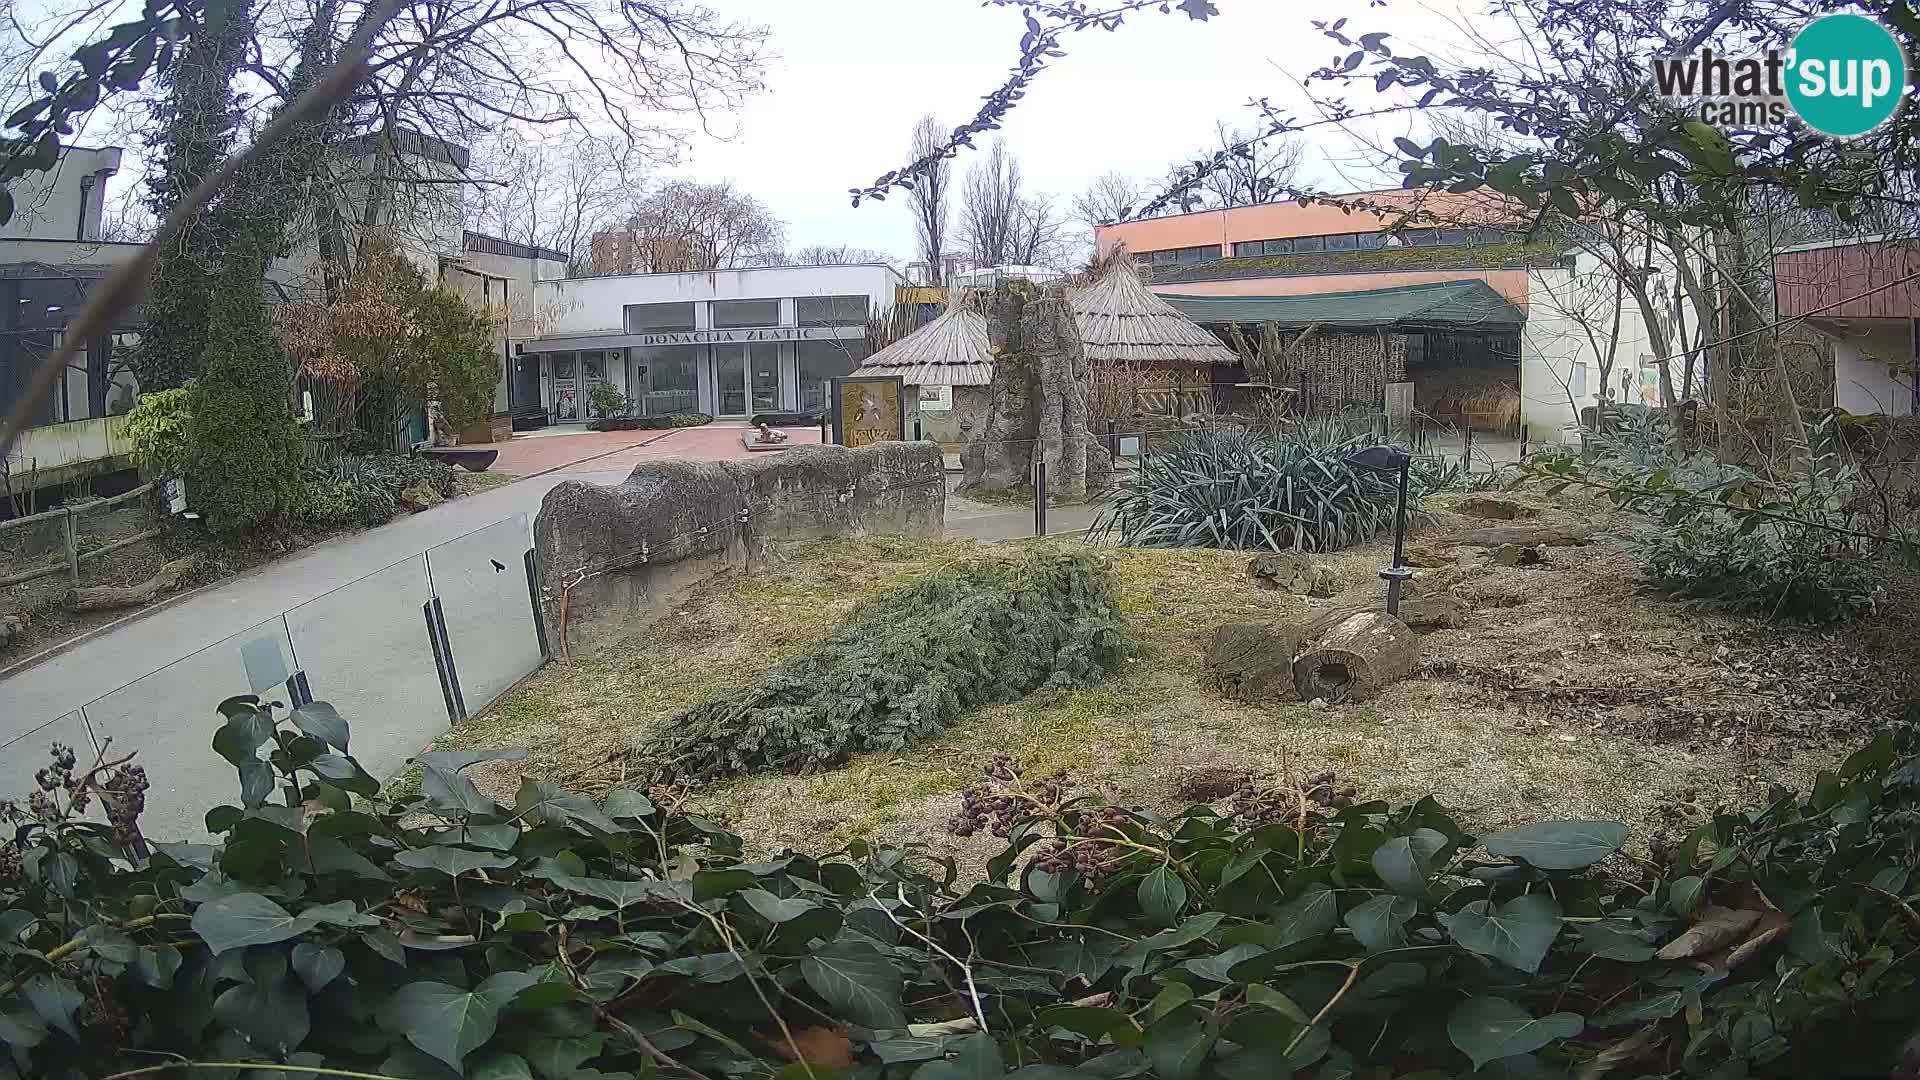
[1518,259,1660,439]
[0,146,122,241]
[529,264,904,337]
[3,414,132,488]
[1832,321,1915,416]
[533,441,945,652]
[441,246,570,419]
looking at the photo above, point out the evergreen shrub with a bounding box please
[181,254,304,535]
[635,552,1134,781]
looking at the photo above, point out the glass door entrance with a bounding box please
[713,343,783,417]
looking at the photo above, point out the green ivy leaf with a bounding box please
[1447,996,1583,1069]
[20,974,82,1038]
[291,942,345,992]
[133,944,183,988]
[800,939,908,1028]
[1371,828,1447,896]
[211,949,309,1055]
[913,1032,1005,1079]
[191,893,376,954]
[1668,876,1704,917]
[1484,820,1629,871]
[1592,990,1684,1028]
[421,764,500,817]
[516,779,619,834]
[1143,1010,1214,1080]
[604,788,656,820]
[1139,865,1188,926]
[738,888,820,924]
[393,846,518,878]
[469,1051,535,1080]
[1576,920,1657,962]
[525,1035,606,1079]
[1439,895,1562,973]
[1275,883,1338,947]
[289,701,350,751]
[1344,894,1417,951]
[382,973,536,1069]
[870,1035,951,1063]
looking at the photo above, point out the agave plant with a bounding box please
[1096,423,1459,551]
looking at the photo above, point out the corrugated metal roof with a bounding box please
[1162,279,1526,329]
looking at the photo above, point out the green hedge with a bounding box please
[636,552,1134,781]
[4,693,1918,1079]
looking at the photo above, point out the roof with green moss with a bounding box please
[1162,279,1527,330]
[1141,242,1570,285]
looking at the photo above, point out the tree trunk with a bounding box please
[68,556,197,612]
[1207,622,1305,702]
[1291,611,1419,703]
[960,285,1034,494]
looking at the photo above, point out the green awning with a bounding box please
[1161,279,1526,330]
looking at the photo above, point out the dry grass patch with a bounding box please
[418,492,1913,871]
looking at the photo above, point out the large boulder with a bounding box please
[1247,552,1337,597]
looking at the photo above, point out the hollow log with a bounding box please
[1207,622,1305,702]
[1291,611,1419,703]
[67,555,197,612]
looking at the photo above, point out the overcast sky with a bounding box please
[665,0,1461,259]
[32,0,1476,256]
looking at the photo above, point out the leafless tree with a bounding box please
[1197,121,1304,208]
[787,243,895,265]
[466,130,641,273]
[588,179,784,273]
[960,139,1021,265]
[1072,171,1147,228]
[906,114,951,284]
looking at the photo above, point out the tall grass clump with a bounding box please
[1098,424,1458,551]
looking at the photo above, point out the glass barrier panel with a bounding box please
[286,554,445,784]
[0,711,95,805]
[427,514,543,715]
[81,617,295,841]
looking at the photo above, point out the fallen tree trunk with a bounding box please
[67,555,196,612]
[1207,622,1306,701]
[1292,611,1419,703]
[1455,525,1594,548]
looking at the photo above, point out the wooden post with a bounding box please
[62,508,79,585]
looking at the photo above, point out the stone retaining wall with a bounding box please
[532,441,945,653]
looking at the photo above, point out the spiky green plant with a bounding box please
[1096,423,1458,552]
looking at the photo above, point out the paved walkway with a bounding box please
[489,422,826,476]
[0,443,1107,838]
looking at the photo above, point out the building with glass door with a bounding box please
[512,264,906,423]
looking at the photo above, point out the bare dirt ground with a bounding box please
[426,487,1919,871]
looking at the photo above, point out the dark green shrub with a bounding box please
[123,385,193,478]
[5,693,1920,1079]
[181,254,304,535]
[671,411,713,427]
[1639,505,1877,621]
[587,382,629,419]
[300,455,458,528]
[1098,424,1458,551]
[636,552,1133,781]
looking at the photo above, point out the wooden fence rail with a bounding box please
[0,483,159,589]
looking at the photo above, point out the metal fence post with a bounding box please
[1463,424,1474,474]
[913,416,923,441]
[1519,424,1529,460]
[62,508,78,586]
[1033,458,1048,537]
[423,596,467,724]
[820,413,830,445]
[1106,418,1118,458]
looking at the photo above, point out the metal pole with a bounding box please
[820,413,830,445]
[1384,456,1410,616]
[913,415,922,441]
[1106,418,1118,458]
[1463,423,1473,474]
[1519,423,1529,459]
[1034,458,1048,537]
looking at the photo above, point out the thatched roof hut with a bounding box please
[852,296,994,386]
[1071,254,1239,367]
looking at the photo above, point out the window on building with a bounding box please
[1291,235,1325,253]
[1324,233,1358,251]
[624,302,696,334]
[1233,241,1265,258]
[1436,228,1473,246]
[1571,363,1590,399]
[711,298,781,328]
[796,294,869,327]
[1356,232,1386,249]
[797,340,867,414]
[630,344,699,416]
[1400,229,1438,247]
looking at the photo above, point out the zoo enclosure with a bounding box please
[0,482,159,589]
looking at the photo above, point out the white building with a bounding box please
[514,264,907,422]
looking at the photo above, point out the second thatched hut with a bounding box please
[850,294,996,446]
